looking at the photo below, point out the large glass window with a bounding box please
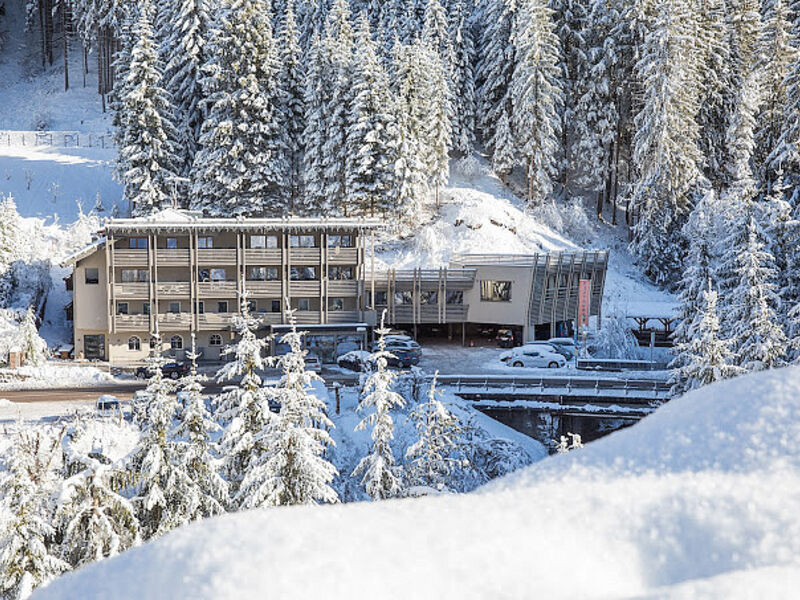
[266,267,279,280]
[328,234,354,248]
[296,298,310,311]
[166,238,178,249]
[168,302,181,313]
[198,236,214,249]
[121,269,149,283]
[249,267,267,281]
[129,237,148,249]
[394,291,413,305]
[328,266,354,280]
[420,291,438,305]
[84,334,105,359]
[289,235,316,248]
[375,291,388,305]
[480,281,512,302]
[290,266,317,281]
[85,268,99,285]
[329,297,344,311]
[250,235,266,249]
[446,291,464,305]
[210,268,226,281]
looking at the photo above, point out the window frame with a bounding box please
[289,234,317,248]
[85,268,99,285]
[170,335,183,350]
[217,301,229,314]
[480,280,512,303]
[128,336,141,351]
[116,302,129,315]
[197,236,214,249]
[166,238,178,249]
[209,334,223,347]
[168,301,181,314]
[129,237,148,250]
[297,298,310,312]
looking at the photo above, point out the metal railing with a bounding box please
[1,130,114,149]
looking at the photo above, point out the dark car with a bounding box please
[496,329,516,348]
[338,348,416,371]
[135,361,189,380]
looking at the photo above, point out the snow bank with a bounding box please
[0,363,117,390]
[34,367,800,599]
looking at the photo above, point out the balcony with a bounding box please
[198,281,238,297]
[327,311,361,324]
[245,281,282,296]
[245,249,281,264]
[375,304,469,324]
[156,249,190,266]
[327,280,359,296]
[255,312,284,326]
[198,313,235,330]
[289,248,321,262]
[157,313,192,330]
[327,247,358,265]
[115,283,149,298]
[156,282,190,297]
[289,281,320,296]
[114,249,148,266]
[115,314,149,331]
[197,248,237,265]
[294,310,321,325]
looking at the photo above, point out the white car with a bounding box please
[305,352,322,373]
[506,348,566,369]
[500,343,560,363]
[546,338,578,360]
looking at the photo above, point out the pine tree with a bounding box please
[302,32,329,215]
[242,313,338,507]
[215,295,274,504]
[404,372,464,492]
[352,317,406,500]
[160,0,212,175]
[116,1,181,216]
[510,0,563,207]
[447,0,477,156]
[191,0,288,216]
[418,39,452,208]
[0,429,68,599]
[169,335,228,520]
[17,306,48,367]
[278,0,306,213]
[345,15,397,216]
[491,110,516,179]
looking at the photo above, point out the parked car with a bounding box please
[507,348,566,369]
[135,362,189,380]
[305,353,323,373]
[337,350,373,372]
[496,329,516,348]
[546,337,578,361]
[96,394,120,412]
[499,343,560,363]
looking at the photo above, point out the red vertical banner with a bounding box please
[578,279,592,329]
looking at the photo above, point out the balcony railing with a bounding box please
[327,280,359,296]
[289,281,320,296]
[114,249,148,266]
[197,248,237,265]
[157,313,192,330]
[198,281,238,296]
[156,282,190,296]
[294,310,321,324]
[327,247,358,264]
[245,249,281,264]
[156,249,190,266]
[198,313,235,329]
[326,311,361,324]
[245,281,282,296]
[376,304,469,324]
[289,248,321,262]
[115,282,149,298]
[115,314,149,330]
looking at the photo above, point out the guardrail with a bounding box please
[576,359,670,372]
[1,130,114,149]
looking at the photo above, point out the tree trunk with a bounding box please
[62,1,69,91]
[39,0,46,69]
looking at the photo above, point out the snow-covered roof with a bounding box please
[104,209,383,233]
[59,237,106,267]
[450,251,609,268]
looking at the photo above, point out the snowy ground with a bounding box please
[34,366,800,599]
[0,362,118,391]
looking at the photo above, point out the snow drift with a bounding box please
[34,367,800,599]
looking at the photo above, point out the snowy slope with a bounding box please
[34,367,800,599]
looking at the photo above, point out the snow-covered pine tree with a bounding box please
[116,0,181,217]
[242,311,338,507]
[56,451,140,568]
[404,372,464,492]
[510,0,562,207]
[491,110,516,179]
[352,315,406,500]
[168,334,228,520]
[447,0,477,156]
[191,0,288,216]
[0,428,68,599]
[418,39,452,208]
[302,32,329,215]
[422,0,454,87]
[17,306,47,367]
[629,0,704,286]
[671,279,740,393]
[278,0,306,213]
[344,15,397,216]
[215,295,274,504]
[160,0,212,176]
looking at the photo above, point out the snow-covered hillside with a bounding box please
[34,367,800,599]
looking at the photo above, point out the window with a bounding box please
[142,303,151,315]
[446,291,464,305]
[248,267,267,281]
[297,298,310,311]
[166,238,178,249]
[209,334,223,347]
[116,302,129,315]
[149,336,158,349]
[420,291,438,305]
[121,269,149,283]
[129,237,148,249]
[85,268,99,285]
[198,236,214,249]
[329,297,344,311]
[83,334,105,359]
[290,266,317,281]
[196,301,204,314]
[328,235,354,248]
[270,300,281,313]
[250,235,266,249]
[247,300,257,314]
[217,301,228,314]
[266,267,279,280]
[199,269,210,282]
[210,268,226,282]
[170,335,183,350]
[266,235,278,248]
[394,291,413,305]
[480,280,512,302]
[375,291,388,305]
[328,266,354,280]
[128,336,141,351]
[168,302,181,314]
[289,234,316,248]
